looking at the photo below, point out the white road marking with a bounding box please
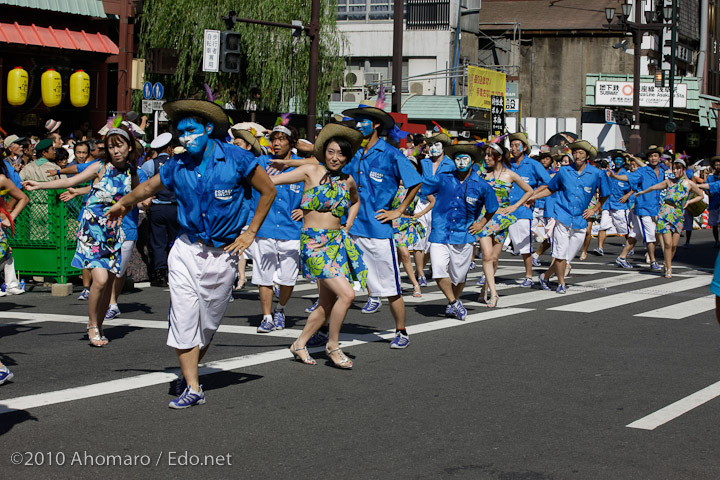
[0,307,532,415]
[626,380,720,430]
[548,276,711,313]
[634,295,716,319]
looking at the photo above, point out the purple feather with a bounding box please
[204,83,214,102]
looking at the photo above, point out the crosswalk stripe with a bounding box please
[634,295,716,319]
[548,276,711,313]
[0,307,532,415]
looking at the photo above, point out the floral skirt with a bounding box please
[393,217,426,249]
[71,210,125,274]
[0,227,9,261]
[657,203,682,234]
[477,211,517,243]
[301,228,368,288]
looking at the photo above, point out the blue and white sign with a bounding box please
[153,82,164,100]
[143,82,153,100]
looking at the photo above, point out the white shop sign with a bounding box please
[595,81,687,109]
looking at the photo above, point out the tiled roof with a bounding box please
[329,94,466,120]
[0,22,118,54]
[479,0,623,31]
[0,0,106,18]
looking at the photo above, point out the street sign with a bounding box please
[152,82,164,100]
[491,95,505,135]
[152,100,165,111]
[505,83,519,113]
[203,29,220,73]
[142,81,152,100]
[605,109,617,124]
[141,99,153,114]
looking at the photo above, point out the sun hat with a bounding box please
[342,99,394,131]
[45,119,61,133]
[508,132,530,152]
[445,141,483,163]
[425,132,452,146]
[230,128,262,156]
[313,123,364,163]
[163,99,229,139]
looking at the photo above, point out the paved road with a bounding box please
[1,232,719,480]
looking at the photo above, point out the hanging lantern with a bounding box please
[70,70,90,107]
[7,67,28,106]
[41,68,62,107]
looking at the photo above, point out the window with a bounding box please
[337,0,401,22]
[406,0,450,30]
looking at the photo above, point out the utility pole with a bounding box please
[306,0,320,138]
[392,0,403,113]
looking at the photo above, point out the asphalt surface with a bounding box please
[1,231,719,480]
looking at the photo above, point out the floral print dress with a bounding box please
[477,177,516,243]
[657,180,689,234]
[71,163,131,273]
[391,185,426,249]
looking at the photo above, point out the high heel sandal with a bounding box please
[487,294,499,308]
[289,343,316,365]
[87,326,104,347]
[665,267,672,279]
[413,285,422,298]
[325,347,353,369]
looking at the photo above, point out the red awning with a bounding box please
[0,22,118,55]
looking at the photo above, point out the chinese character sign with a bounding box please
[468,66,507,110]
[203,30,220,73]
[491,95,505,135]
[594,81,687,108]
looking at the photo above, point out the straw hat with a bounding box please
[425,132,452,146]
[163,99,229,139]
[342,99,394,131]
[445,141,483,163]
[508,132,530,152]
[645,145,664,156]
[313,124,363,163]
[567,140,597,160]
[230,128,262,156]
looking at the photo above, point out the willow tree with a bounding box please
[138,0,345,114]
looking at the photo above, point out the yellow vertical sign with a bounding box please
[467,66,507,110]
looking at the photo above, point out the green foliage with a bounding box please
[138,0,345,114]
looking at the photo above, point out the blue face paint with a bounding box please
[355,117,374,137]
[177,118,212,157]
[454,154,473,172]
[613,157,625,169]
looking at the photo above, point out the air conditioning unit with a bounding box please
[344,69,366,88]
[342,90,363,103]
[409,82,424,95]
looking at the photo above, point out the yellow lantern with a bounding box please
[7,67,28,106]
[70,69,90,108]
[41,68,62,107]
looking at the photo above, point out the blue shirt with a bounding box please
[712,251,720,297]
[547,164,610,229]
[121,168,148,241]
[344,138,423,239]
[419,155,454,201]
[605,167,632,211]
[4,160,22,189]
[141,153,176,204]
[627,165,665,216]
[159,140,259,247]
[250,154,303,241]
[426,171,499,244]
[510,155,551,220]
[708,174,720,210]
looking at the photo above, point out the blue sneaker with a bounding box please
[532,254,541,267]
[556,284,567,294]
[538,273,551,291]
[273,310,286,330]
[520,277,534,288]
[77,288,89,301]
[469,261,476,270]
[389,331,410,349]
[104,304,121,320]
[361,297,381,314]
[476,275,486,286]
[307,330,329,347]
[0,365,14,385]
[452,300,467,321]
[418,276,428,287]
[650,261,662,271]
[615,256,632,269]
[444,304,454,317]
[628,249,635,256]
[169,385,206,409]
[305,299,319,313]
[257,317,276,333]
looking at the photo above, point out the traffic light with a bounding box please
[220,31,242,73]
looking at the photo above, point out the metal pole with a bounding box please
[630,0,642,154]
[666,0,678,134]
[305,0,320,140]
[392,0,403,113]
[154,110,159,140]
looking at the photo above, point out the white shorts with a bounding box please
[532,208,547,241]
[709,207,720,227]
[599,209,630,235]
[551,222,586,262]
[429,243,473,285]
[167,234,238,350]
[411,199,432,252]
[117,240,136,278]
[247,237,300,286]
[508,219,533,254]
[629,215,657,243]
[352,235,401,297]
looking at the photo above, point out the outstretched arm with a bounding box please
[23,163,98,191]
[106,174,165,225]
[637,179,669,195]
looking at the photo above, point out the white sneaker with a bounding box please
[5,287,24,295]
